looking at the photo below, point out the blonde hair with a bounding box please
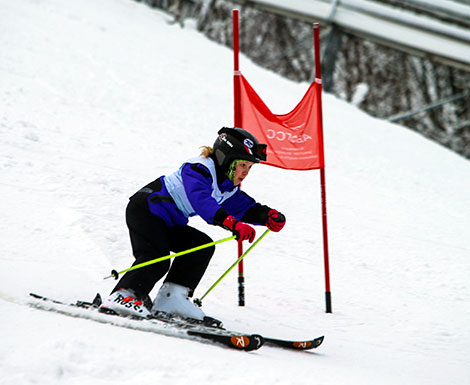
[200,146,214,158]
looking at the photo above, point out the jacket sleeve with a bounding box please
[220,190,254,221]
[181,163,229,225]
[240,203,272,225]
[221,191,272,225]
[181,162,270,226]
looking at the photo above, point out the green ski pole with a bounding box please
[104,235,236,280]
[194,229,270,306]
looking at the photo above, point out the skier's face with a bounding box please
[233,161,254,186]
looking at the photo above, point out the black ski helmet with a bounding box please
[213,127,267,171]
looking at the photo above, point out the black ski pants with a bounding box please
[113,200,215,298]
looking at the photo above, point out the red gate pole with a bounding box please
[233,9,241,126]
[232,9,242,123]
[233,9,245,307]
[313,24,332,313]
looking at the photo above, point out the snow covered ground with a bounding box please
[1,0,469,384]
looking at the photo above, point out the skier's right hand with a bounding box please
[222,215,256,243]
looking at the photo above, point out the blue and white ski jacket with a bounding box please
[130,156,267,227]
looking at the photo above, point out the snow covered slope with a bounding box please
[1,0,469,384]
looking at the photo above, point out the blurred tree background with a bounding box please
[138,0,470,160]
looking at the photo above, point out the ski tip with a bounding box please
[292,336,324,350]
[263,335,324,350]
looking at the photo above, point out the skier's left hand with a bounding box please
[266,209,286,232]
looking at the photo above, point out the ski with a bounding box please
[264,335,324,350]
[28,293,323,352]
[28,293,263,351]
[187,330,263,351]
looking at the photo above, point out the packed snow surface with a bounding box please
[1,0,469,384]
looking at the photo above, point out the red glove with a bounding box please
[266,209,286,232]
[222,216,256,243]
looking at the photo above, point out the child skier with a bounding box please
[99,127,286,322]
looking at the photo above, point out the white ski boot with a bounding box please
[99,288,151,318]
[152,282,206,321]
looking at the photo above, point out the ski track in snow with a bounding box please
[1,0,469,384]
